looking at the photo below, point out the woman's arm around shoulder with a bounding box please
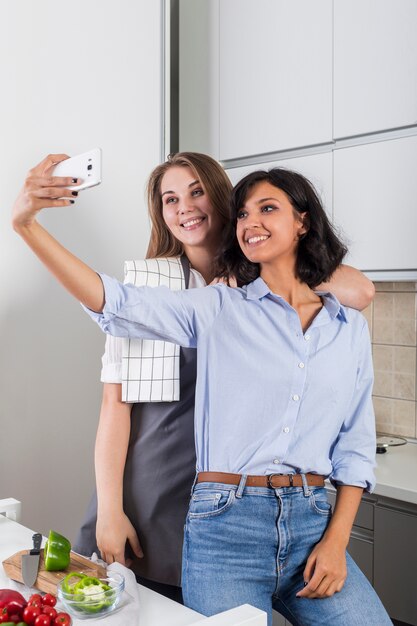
[317,264,375,311]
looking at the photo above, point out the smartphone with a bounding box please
[52,148,102,191]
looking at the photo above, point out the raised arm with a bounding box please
[317,264,375,311]
[12,154,105,312]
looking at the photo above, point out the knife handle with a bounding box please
[30,532,42,555]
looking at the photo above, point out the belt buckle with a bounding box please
[267,473,293,488]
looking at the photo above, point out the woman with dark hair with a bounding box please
[218,167,348,288]
[12,162,389,625]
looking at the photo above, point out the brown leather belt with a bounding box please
[197,471,325,489]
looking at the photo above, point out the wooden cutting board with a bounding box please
[2,549,107,595]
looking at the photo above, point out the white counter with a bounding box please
[326,440,417,505]
[0,512,266,626]
[373,439,417,505]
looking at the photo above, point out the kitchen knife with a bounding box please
[21,532,42,587]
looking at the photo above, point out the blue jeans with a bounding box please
[182,477,392,626]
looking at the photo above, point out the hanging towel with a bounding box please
[121,256,189,402]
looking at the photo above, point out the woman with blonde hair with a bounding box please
[74,152,232,602]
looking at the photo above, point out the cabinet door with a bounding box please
[334,0,417,138]
[227,152,333,218]
[219,0,333,160]
[348,530,373,583]
[374,504,417,625]
[273,611,290,626]
[333,136,417,271]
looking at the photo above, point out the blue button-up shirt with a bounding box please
[85,274,376,491]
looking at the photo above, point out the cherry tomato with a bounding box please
[40,595,56,609]
[27,598,42,609]
[28,595,42,605]
[9,615,22,624]
[0,603,5,610]
[23,605,42,625]
[54,612,72,626]
[41,607,57,620]
[34,615,51,626]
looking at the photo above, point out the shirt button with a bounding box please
[304,334,311,341]
[283,426,290,433]
[292,394,300,401]
[298,362,305,369]
[273,459,280,464]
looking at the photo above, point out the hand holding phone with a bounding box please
[52,148,102,191]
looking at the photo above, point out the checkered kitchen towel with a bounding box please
[121,256,187,402]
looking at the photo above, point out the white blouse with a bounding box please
[100,268,206,383]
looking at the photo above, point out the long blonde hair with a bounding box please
[146,152,233,258]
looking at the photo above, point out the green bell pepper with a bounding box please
[61,571,87,593]
[62,572,116,614]
[43,530,71,571]
[75,576,111,591]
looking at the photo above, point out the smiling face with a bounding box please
[236,181,307,268]
[161,166,224,255]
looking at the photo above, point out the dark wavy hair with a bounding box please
[215,168,347,288]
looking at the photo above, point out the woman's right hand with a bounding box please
[12,154,76,231]
[96,511,144,567]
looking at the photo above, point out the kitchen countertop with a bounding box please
[0,512,266,626]
[373,439,417,505]
[327,439,417,505]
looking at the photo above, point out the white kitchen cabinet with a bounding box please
[179,0,333,161]
[227,138,417,276]
[333,135,417,272]
[218,0,333,160]
[179,1,417,276]
[334,0,417,139]
[226,152,333,218]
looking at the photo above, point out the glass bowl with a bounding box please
[57,572,125,620]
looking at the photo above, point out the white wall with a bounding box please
[0,0,164,541]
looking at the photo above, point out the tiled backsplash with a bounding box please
[362,282,417,438]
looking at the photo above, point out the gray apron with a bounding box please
[74,257,197,586]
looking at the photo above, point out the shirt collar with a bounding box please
[315,291,348,323]
[245,277,271,300]
[244,277,348,323]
